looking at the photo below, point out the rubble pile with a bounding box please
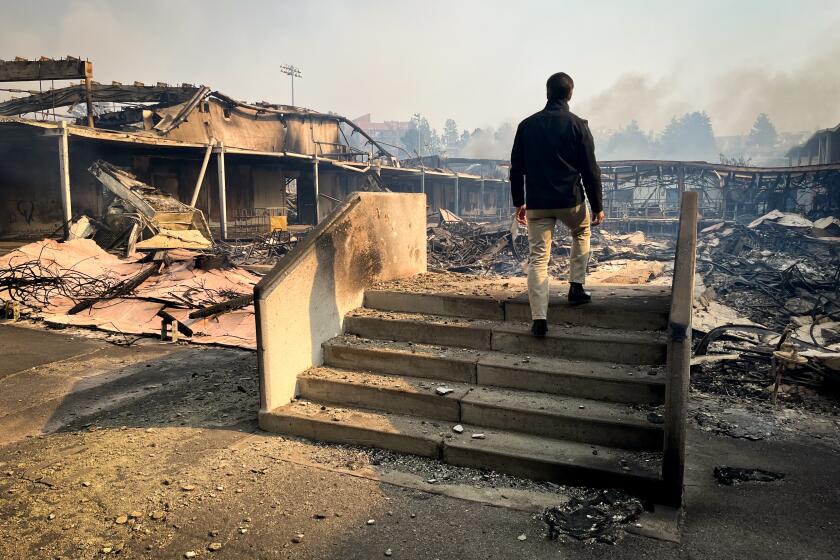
[427,213,674,279]
[693,210,840,404]
[698,211,840,332]
[427,220,527,275]
[214,230,305,267]
[0,160,299,347]
[85,160,213,254]
[0,239,259,349]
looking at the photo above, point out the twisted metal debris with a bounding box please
[0,249,118,310]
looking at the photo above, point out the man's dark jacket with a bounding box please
[509,99,603,213]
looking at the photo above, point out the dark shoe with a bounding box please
[531,319,548,337]
[568,282,591,306]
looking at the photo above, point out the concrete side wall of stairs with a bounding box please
[254,192,427,412]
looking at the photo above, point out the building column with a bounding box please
[215,142,228,240]
[190,142,214,207]
[313,157,320,224]
[677,166,686,195]
[480,177,485,217]
[453,174,460,215]
[57,122,72,239]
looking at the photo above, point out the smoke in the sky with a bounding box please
[460,123,516,160]
[578,38,840,137]
[447,33,840,161]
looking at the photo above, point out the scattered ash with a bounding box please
[713,466,784,485]
[694,409,776,441]
[542,488,645,545]
[364,446,574,494]
[291,438,595,497]
[691,362,776,402]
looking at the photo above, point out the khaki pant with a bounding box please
[526,204,591,320]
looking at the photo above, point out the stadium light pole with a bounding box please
[280,64,303,106]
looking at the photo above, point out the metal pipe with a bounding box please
[57,121,72,239]
[190,142,214,207]
[216,142,228,240]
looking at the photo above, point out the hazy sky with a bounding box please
[2,0,839,136]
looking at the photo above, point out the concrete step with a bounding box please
[298,367,468,422]
[323,336,666,404]
[460,385,662,451]
[259,400,663,497]
[364,285,670,331]
[343,310,668,365]
[297,367,663,450]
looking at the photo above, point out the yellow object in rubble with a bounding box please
[270,215,288,232]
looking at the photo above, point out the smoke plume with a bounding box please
[578,39,840,137]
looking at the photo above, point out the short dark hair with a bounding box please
[546,72,574,102]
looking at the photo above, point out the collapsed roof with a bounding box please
[0,73,394,161]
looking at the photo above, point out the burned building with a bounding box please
[0,57,511,243]
[787,123,840,166]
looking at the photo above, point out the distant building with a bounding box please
[788,124,840,166]
[353,113,412,151]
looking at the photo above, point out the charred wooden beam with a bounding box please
[68,264,158,315]
[188,294,254,319]
[157,309,194,338]
[0,58,91,82]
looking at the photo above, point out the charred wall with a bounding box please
[156,98,342,154]
[0,130,291,237]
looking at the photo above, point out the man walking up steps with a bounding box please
[510,72,605,337]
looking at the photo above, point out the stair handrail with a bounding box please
[662,191,698,506]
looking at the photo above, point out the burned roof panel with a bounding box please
[0,83,201,117]
[0,57,91,82]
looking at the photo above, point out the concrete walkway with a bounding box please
[0,323,838,559]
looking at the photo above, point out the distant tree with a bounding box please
[400,114,442,156]
[459,129,471,146]
[425,126,442,155]
[659,111,717,160]
[747,113,778,147]
[443,119,460,149]
[603,121,655,159]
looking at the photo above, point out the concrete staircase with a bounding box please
[260,282,672,497]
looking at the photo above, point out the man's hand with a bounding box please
[515,205,527,225]
[591,210,605,226]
